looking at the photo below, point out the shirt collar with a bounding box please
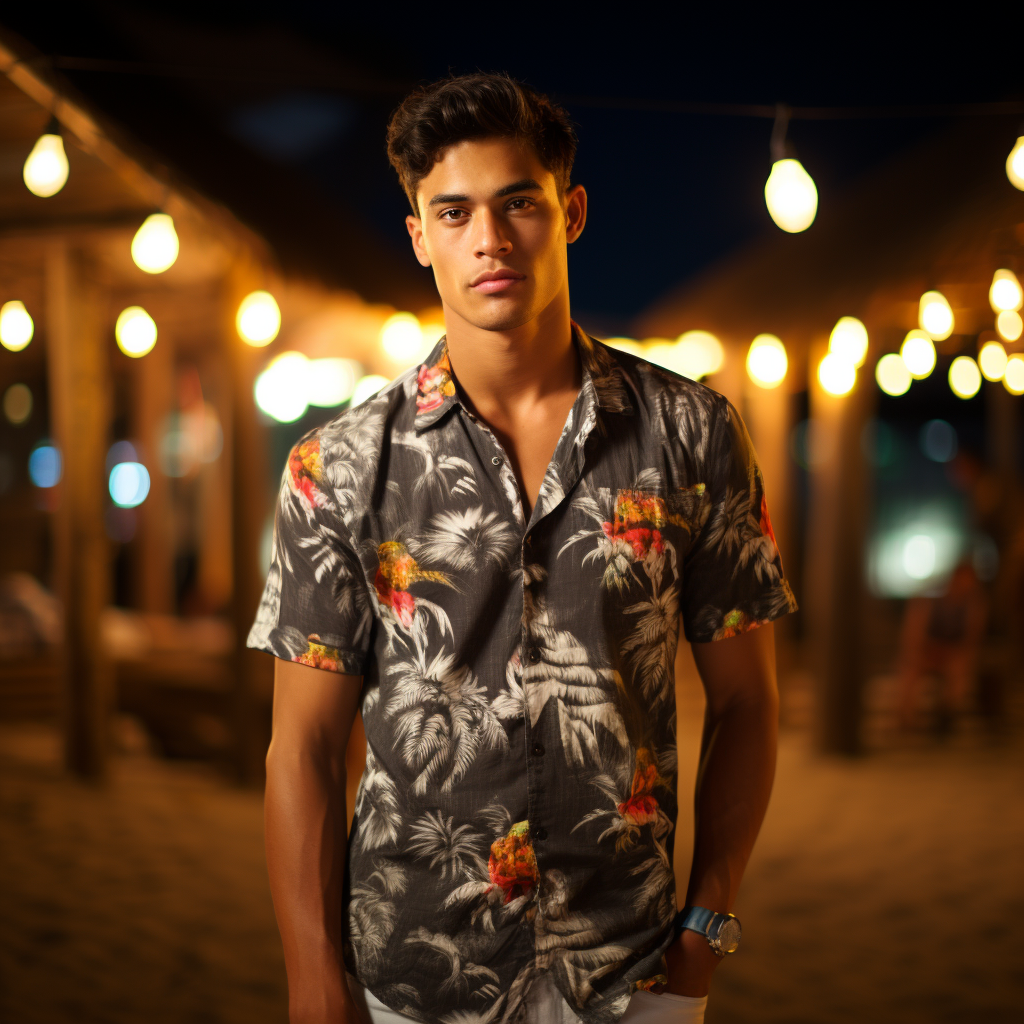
[412,319,634,435]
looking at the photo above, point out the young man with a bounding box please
[250,73,797,1024]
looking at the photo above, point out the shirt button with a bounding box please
[491,456,502,466]
[532,742,545,756]
[532,825,548,841]
[526,646,541,664]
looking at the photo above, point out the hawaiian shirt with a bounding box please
[247,322,797,1024]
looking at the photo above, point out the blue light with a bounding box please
[920,419,958,463]
[109,462,150,508]
[28,444,61,488]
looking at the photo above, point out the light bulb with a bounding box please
[948,356,981,399]
[307,358,359,408]
[989,269,1023,313]
[1007,137,1024,191]
[380,312,424,363]
[1004,354,1024,395]
[919,291,954,340]
[900,330,936,379]
[746,334,788,388]
[979,341,1008,381]
[677,330,725,378]
[818,352,856,396]
[23,132,69,197]
[764,158,818,233]
[875,353,912,396]
[254,351,309,422]
[0,300,34,351]
[236,291,281,347]
[996,309,1023,342]
[115,306,157,358]
[828,316,869,367]
[131,213,179,274]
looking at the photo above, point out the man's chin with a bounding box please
[459,300,537,334]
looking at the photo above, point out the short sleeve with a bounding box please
[680,396,798,643]
[246,430,374,675]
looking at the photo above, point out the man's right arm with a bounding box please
[265,657,364,1023]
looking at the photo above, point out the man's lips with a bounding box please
[471,269,526,294]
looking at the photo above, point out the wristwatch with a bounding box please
[673,905,742,957]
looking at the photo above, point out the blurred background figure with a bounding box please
[895,560,987,736]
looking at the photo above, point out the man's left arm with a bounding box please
[661,621,779,997]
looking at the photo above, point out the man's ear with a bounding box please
[564,184,587,245]
[406,213,431,268]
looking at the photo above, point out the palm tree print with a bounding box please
[407,809,489,882]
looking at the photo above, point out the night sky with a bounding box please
[4,5,1022,332]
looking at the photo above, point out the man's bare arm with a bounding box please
[663,622,780,997]
[265,658,364,1023]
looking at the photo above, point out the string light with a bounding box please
[746,334,788,388]
[380,312,425,363]
[1007,137,1024,191]
[979,340,1008,381]
[1004,354,1024,394]
[254,352,309,422]
[818,352,856,395]
[764,105,818,233]
[996,309,1023,342]
[876,353,912,396]
[948,355,981,399]
[115,306,157,358]
[828,317,869,367]
[919,291,954,340]
[0,301,34,351]
[236,291,281,347]
[989,269,1023,313]
[900,330,936,379]
[23,119,69,198]
[131,213,179,274]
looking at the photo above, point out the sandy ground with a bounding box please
[1,682,1022,1024]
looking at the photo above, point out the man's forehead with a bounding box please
[417,137,554,199]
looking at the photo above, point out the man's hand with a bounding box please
[653,930,722,997]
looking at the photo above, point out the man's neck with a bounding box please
[440,294,580,427]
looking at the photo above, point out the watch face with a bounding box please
[717,917,741,953]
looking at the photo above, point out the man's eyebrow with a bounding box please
[426,179,544,208]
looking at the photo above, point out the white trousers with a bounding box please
[346,970,707,1024]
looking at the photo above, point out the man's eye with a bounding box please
[441,209,466,221]
[507,198,530,210]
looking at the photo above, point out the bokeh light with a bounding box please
[351,374,390,407]
[0,300,34,352]
[948,355,981,399]
[604,337,645,356]
[875,353,912,396]
[746,334,788,388]
[109,462,151,507]
[115,306,157,358]
[817,352,856,396]
[131,213,179,274]
[1003,354,1024,394]
[254,351,310,423]
[996,309,1023,342]
[236,291,281,347]
[23,132,69,197]
[3,383,32,425]
[828,316,869,367]
[900,330,936,379]
[380,312,425,364]
[979,340,1008,381]
[28,443,61,488]
[902,534,936,580]
[918,291,954,340]
[919,419,958,463]
[307,358,359,407]
[764,159,818,233]
[989,269,1023,313]
[1007,136,1024,190]
[647,331,724,380]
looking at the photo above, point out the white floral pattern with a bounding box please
[248,323,797,1024]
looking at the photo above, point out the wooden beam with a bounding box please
[45,239,113,778]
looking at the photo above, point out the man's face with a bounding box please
[406,136,586,333]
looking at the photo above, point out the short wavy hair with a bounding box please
[386,72,577,214]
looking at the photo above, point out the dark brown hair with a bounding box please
[386,72,577,213]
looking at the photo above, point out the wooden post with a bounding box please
[804,340,872,755]
[45,240,113,779]
[225,258,273,786]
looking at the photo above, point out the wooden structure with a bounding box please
[635,115,1024,754]
[0,37,434,780]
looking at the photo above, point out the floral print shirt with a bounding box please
[247,323,797,1024]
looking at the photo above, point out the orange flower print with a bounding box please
[416,348,456,414]
[617,747,661,828]
[293,634,344,672]
[759,492,778,550]
[288,437,330,510]
[374,540,453,627]
[631,974,668,993]
[487,820,538,904]
[713,608,767,641]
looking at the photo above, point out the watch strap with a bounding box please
[675,905,715,938]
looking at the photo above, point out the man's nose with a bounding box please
[473,211,512,258]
